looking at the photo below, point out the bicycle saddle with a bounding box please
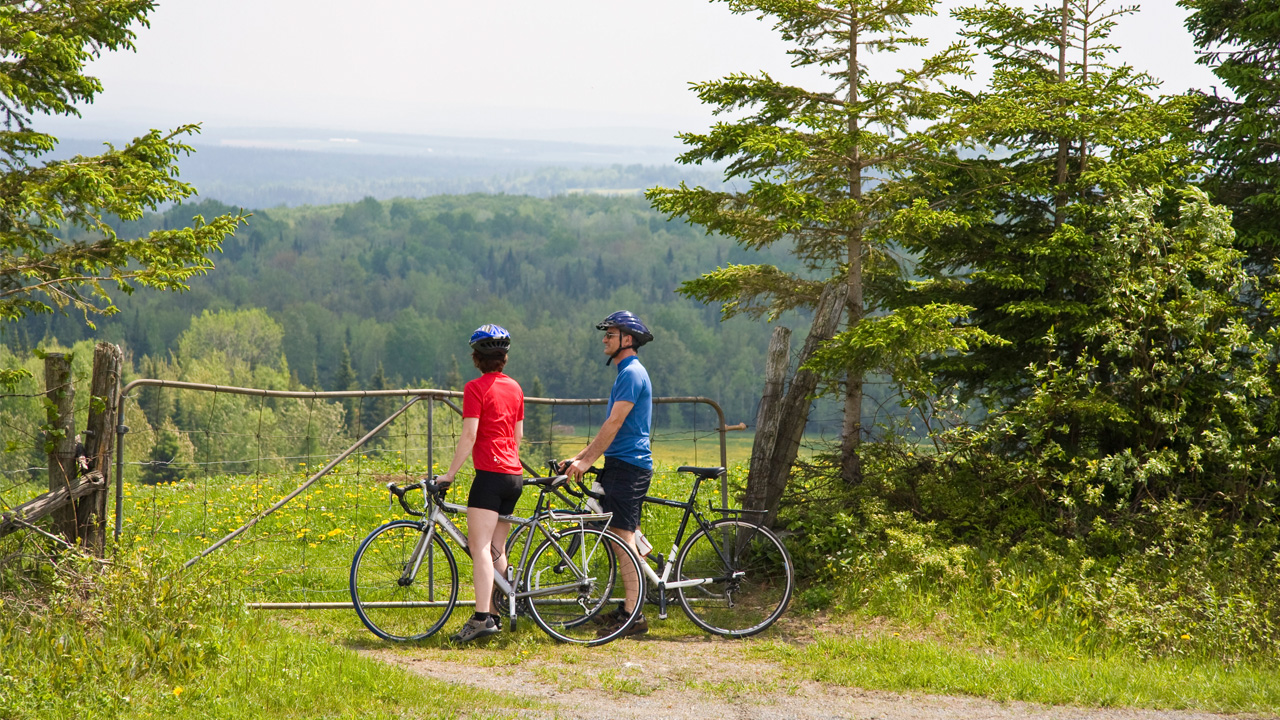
[676,466,725,478]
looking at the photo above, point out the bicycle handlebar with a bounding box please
[548,459,605,503]
[387,477,450,517]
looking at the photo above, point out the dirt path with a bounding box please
[361,627,1255,720]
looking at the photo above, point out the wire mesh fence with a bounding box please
[109,380,738,608]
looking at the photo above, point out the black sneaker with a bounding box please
[450,615,500,644]
[596,611,648,639]
[589,603,627,627]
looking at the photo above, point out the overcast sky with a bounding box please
[50,0,1217,147]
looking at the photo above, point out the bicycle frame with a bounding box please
[405,480,618,614]
[633,471,750,620]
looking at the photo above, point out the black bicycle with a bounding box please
[543,463,794,638]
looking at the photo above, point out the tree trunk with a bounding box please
[747,282,848,528]
[80,342,122,556]
[842,9,865,485]
[45,354,77,545]
[1053,0,1070,228]
[744,326,791,514]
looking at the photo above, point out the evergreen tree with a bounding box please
[365,360,396,435]
[446,356,463,392]
[139,427,185,486]
[523,376,552,468]
[0,0,245,389]
[1181,0,1280,275]
[137,355,173,427]
[650,0,973,483]
[898,0,1196,404]
[334,344,360,436]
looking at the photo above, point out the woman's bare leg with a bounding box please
[467,507,501,614]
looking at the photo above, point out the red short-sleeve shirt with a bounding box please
[462,372,524,474]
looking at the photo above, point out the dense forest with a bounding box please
[1,193,843,432]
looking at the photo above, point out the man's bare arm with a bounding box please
[568,401,634,478]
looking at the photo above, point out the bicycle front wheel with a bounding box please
[350,520,458,641]
[675,519,794,637]
[524,526,643,645]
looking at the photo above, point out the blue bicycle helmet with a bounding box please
[597,311,652,365]
[469,324,511,355]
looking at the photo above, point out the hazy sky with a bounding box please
[53,0,1217,147]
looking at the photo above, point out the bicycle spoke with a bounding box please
[525,526,643,645]
[350,521,458,641]
[675,519,793,637]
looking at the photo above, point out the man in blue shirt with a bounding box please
[567,310,653,638]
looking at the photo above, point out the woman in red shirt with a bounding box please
[437,324,525,643]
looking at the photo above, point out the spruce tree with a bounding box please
[524,376,552,468]
[898,0,1197,404]
[365,360,395,436]
[334,344,360,436]
[1181,0,1280,275]
[0,0,244,389]
[649,0,972,483]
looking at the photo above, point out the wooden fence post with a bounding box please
[742,282,848,528]
[744,326,791,514]
[45,354,77,545]
[80,343,122,556]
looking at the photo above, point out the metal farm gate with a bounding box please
[111,379,739,609]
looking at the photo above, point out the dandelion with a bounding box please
[1181,634,1191,640]
[173,686,183,697]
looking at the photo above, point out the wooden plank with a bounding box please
[0,473,105,539]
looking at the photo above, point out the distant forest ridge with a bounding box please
[5,193,853,432]
[51,131,730,209]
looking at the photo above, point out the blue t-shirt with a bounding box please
[604,356,652,469]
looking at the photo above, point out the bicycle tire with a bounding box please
[350,520,458,641]
[524,526,644,646]
[674,519,794,638]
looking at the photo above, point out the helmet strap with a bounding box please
[605,335,635,366]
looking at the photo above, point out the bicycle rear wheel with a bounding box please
[524,526,643,645]
[674,519,793,637]
[350,520,458,641]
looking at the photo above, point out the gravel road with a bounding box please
[364,629,1260,720]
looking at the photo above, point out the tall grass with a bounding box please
[0,539,535,720]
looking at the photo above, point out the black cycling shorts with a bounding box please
[467,470,524,515]
[598,456,653,532]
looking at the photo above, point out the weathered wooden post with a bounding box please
[742,283,847,527]
[80,343,122,555]
[45,353,78,544]
[744,326,791,514]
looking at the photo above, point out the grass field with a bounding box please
[8,439,1280,718]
